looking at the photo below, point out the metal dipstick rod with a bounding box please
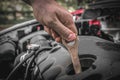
[62,37,82,74]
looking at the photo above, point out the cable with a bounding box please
[5,51,35,80]
[24,47,51,80]
[6,47,51,80]
[24,56,34,80]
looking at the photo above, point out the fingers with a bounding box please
[44,14,77,42]
[44,26,51,35]
[56,9,77,35]
[51,29,61,42]
[33,1,77,42]
[55,9,77,41]
[44,26,61,42]
[48,19,76,42]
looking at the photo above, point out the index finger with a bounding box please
[56,9,77,35]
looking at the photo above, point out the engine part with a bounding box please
[12,35,120,80]
[0,18,119,80]
[5,32,120,80]
[18,31,51,52]
[31,36,120,80]
[0,36,16,78]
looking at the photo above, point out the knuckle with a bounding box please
[66,12,73,18]
[47,19,54,25]
[46,19,57,28]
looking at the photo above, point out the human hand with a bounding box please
[31,0,77,42]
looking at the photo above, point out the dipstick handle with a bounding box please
[62,37,82,74]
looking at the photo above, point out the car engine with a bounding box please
[0,0,120,80]
[0,17,120,80]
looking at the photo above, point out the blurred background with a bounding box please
[0,0,33,30]
[0,0,95,30]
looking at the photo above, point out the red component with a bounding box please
[89,20,101,26]
[71,9,84,15]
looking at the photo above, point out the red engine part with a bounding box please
[71,9,84,15]
[89,20,101,26]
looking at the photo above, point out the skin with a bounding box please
[31,0,77,42]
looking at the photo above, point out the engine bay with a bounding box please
[0,18,120,80]
[0,3,120,80]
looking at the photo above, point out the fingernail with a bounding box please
[68,33,76,41]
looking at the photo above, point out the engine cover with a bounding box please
[30,35,120,80]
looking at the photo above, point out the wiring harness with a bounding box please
[5,44,52,80]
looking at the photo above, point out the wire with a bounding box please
[5,51,35,80]
[5,47,51,80]
[24,56,34,80]
[24,47,51,80]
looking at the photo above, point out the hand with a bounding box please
[31,0,77,42]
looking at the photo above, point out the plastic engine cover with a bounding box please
[32,36,120,80]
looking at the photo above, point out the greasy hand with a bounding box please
[31,0,77,42]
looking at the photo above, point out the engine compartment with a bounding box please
[0,5,120,79]
[0,0,120,80]
[0,19,120,80]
